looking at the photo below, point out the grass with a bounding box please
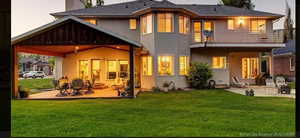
[19,78,54,94]
[288,82,296,89]
[11,89,295,137]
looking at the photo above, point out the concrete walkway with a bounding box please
[226,86,295,98]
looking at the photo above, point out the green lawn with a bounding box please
[288,82,296,89]
[19,78,54,93]
[12,89,295,137]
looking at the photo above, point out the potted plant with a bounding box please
[162,82,170,92]
[18,86,30,98]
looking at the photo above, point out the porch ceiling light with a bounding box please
[74,46,79,53]
[238,17,244,26]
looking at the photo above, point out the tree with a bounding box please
[283,0,294,42]
[80,0,93,8]
[221,0,255,10]
[186,62,213,89]
[96,0,104,6]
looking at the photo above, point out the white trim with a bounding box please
[11,16,142,47]
[273,52,294,56]
[190,43,285,48]
[289,57,295,72]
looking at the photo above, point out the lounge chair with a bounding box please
[275,76,287,88]
[265,78,276,87]
[71,78,84,96]
[231,76,249,88]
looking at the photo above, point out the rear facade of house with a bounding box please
[14,0,286,92]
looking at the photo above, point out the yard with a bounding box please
[19,78,54,94]
[11,89,295,137]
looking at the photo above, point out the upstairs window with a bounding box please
[129,19,137,30]
[179,16,190,34]
[84,19,97,25]
[141,14,153,34]
[193,22,202,42]
[212,57,226,69]
[204,21,214,41]
[227,19,235,30]
[142,56,153,76]
[250,19,266,33]
[157,13,173,32]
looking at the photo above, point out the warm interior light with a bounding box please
[238,17,244,25]
[116,46,120,49]
[74,46,79,53]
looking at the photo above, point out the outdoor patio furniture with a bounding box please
[275,76,287,88]
[278,85,291,94]
[71,78,84,96]
[245,89,255,96]
[56,78,70,97]
[232,76,249,88]
[84,80,95,95]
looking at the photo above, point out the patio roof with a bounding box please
[11,16,142,47]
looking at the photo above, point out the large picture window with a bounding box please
[250,19,266,33]
[158,56,174,76]
[79,60,89,80]
[242,58,259,79]
[212,57,226,69]
[107,60,117,80]
[179,15,190,34]
[193,22,202,42]
[179,56,189,75]
[142,56,152,76]
[157,13,173,32]
[141,14,153,34]
[204,21,214,41]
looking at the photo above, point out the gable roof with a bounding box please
[51,0,283,19]
[273,40,295,55]
[12,16,142,47]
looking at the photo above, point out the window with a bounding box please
[179,16,190,34]
[91,59,101,82]
[79,60,89,80]
[84,19,97,25]
[227,19,235,30]
[141,14,153,34]
[193,22,202,42]
[107,60,117,80]
[290,57,295,71]
[157,13,173,32]
[204,21,214,41]
[242,58,259,79]
[142,56,152,76]
[212,57,226,69]
[129,19,137,30]
[179,56,189,75]
[158,56,174,76]
[120,61,129,78]
[250,19,266,33]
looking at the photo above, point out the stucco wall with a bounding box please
[62,47,140,87]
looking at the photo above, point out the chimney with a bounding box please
[65,0,85,11]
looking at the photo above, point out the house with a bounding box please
[11,0,285,97]
[19,56,53,75]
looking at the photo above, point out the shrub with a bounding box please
[151,87,161,92]
[18,85,31,98]
[186,62,213,89]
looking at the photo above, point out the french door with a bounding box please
[91,59,101,83]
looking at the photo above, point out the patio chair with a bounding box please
[84,80,95,95]
[231,76,249,88]
[71,78,84,96]
[265,78,276,87]
[275,76,287,88]
[56,78,70,97]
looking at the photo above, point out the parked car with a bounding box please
[23,71,46,79]
[19,71,29,78]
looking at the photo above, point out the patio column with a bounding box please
[12,46,19,98]
[54,56,63,80]
[129,45,135,98]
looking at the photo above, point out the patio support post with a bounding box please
[12,46,19,98]
[129,45,135,98]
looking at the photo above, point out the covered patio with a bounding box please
[12,16,143,99]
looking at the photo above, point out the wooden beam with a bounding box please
[16,46,64,57]
[129,46,135,98]
[12,46,18,98]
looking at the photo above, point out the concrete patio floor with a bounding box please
[226,86,296,98]
[27,88,141,99]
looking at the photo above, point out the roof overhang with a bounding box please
[11,16,142,47]
[190,43,285,48]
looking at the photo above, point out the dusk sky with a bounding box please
[11,0,295,37]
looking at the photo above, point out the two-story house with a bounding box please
[12,0,285,97]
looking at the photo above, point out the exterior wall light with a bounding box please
[238,17,244,26]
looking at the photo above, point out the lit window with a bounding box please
[120,61,129,78]
[141,14,153,34]
[179,16,190,34]
[250,19,266,33]
[84,19,97,25]
[242,58,259,79]
[107,60,117,80]
[193,22,202,42]
[204,21,214,41]
[212,57,226,69]
[129,19,137,30]
[142,56,152,76]
[91,59,101,82]
[158,56,173,76]
[179,56,189,75]
[79,60,89,80]
[290,57,295,71]
[157,13,173,32]
[228,19,235,30]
